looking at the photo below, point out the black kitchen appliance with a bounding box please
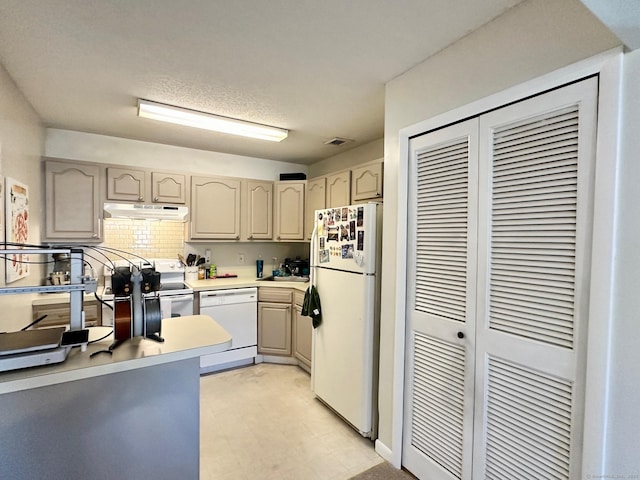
[284,257,309,277]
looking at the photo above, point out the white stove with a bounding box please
[102,258,194,325]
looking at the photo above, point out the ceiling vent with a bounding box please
[324,137,353,146]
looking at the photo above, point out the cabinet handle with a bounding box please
[138,196,143,201]
[248,235,253,239]
[375,193,382,197]
[457,331,465,339]
[92,233,98,238]
[154,196,159,202]
[235,235,240,240]
[277,236,281,240]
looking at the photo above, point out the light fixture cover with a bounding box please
[137,99,288,142]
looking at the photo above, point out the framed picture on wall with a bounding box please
[5,177,29,283]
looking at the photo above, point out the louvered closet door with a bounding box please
[472,78,598,479]
[404,119,479,480]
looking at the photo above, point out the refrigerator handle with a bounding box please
[310,221,318,287]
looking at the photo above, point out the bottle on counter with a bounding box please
[209,261,217,279]
[198,265,205,280]
[256,255,263,278]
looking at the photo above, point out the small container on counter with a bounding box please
[209,262,217,278]
[198,266,205,280]
[256,258,263,278]
[185,266,198,282]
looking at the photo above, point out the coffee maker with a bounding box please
[48,252,71,285]
[283,257,310,277]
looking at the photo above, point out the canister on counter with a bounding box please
[198,266,205,280]
[256,258,263,278]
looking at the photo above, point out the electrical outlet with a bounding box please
[237,253,245,265]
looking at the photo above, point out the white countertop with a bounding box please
[0,315,231,395]
[187,276,309,292]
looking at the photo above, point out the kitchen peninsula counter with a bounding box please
[0,315,231,480]
[0,314,231,394]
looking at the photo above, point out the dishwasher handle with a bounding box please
[199,287,257,307]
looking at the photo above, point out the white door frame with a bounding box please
[391,47,623,476]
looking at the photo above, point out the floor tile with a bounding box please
[200,363,383,479]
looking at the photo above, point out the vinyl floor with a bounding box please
[200,362,385,480]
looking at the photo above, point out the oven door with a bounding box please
[161,294,194,318]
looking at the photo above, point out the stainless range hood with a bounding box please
[104,203,188,221]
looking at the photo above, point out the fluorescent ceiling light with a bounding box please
[137,99,288,142]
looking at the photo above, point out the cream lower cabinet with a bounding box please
[190,175,241,240]
[275,181,305,241]
[32,300,101,328]
[258,287,293,356]
[258,302,292,355]
[44,160,102,241]
[293,290,312,371]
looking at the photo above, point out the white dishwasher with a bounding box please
[199,287,258,373]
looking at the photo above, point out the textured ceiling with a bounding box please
[0,0,522,164]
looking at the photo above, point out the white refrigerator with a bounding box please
[310,202,381,438]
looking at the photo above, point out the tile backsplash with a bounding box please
[103,218,184,260]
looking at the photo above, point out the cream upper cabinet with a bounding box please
[325,170,351,208]
[106,167,145,202]
[351,159,383,202]
[305,177,326,240]
[190,175,241,240]
[275,181,305,241]
[151,172,186,204]
[245,180,273,240]
[44,160,102,241]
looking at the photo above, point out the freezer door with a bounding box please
[311,267,376,436]
[312,203,378,274]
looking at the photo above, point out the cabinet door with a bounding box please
[275,182,305,241]
[190,176,241,240]
[305,177,326,240]
[107,167,146,202]
[151,172,186,204]
[45,161,102,241]
[351,161,383,202]
[258,302,292,355]
[32,301,101,328]
[326,170,351,207]
[246,180,273,240]
[293,304,312,368]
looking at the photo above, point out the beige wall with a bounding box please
[379,0,619,457]
[308,138,383,178]
[0,63,46,331]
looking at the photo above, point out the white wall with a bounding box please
[380,0,620,461]
[0,63,46,331]
[308,138,383,178]
[606,48,640,473]
[45,128,307,181]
